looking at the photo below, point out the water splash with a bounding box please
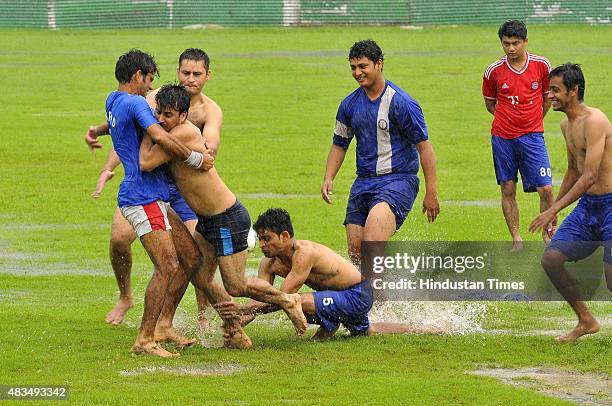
[369,301,488,334]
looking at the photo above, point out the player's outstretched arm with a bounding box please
[554,129,580,204]
[529,117,607,232]
[417,140,440,223]
[84,122,109,150]
[322,145,347,204]
[92,149,121,198]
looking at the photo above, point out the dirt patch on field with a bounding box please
[120,363,246,377]
[470,367,611,404]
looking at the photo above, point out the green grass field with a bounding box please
[0,25,610,404]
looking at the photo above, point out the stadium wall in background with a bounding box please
[0,1,610,28]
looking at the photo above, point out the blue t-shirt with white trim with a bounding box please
[105,91,170,207]
[333,80,428,177]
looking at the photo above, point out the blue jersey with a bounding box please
[105,91,170,207]
[333,80,428,177]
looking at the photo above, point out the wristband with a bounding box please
[184,150,204,169]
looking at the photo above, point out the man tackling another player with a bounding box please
[90,49,212,357]
[85,48,219,327]
[139,84,308,337]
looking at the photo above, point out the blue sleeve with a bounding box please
[131,96,158,130]
[333,100,354,150]
[392,96,428,144]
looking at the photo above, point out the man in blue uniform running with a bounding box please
[321,39,440,265]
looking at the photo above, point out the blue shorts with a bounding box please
[548,193,612,264]
[313,280,373,335]
[195,200,251,257]
[168,182,197,222]
[344,173,419,230]
[491,133,552,192]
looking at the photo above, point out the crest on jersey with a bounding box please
[532,81,539,90]
[378,119,388,130]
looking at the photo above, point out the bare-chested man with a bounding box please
[85,48,220,328]
[139,84,307,337]
[529,63,612,342]
[231,208,441,339]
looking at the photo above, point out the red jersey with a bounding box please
[482,52,551,139]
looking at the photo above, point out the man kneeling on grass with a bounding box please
[217,208,441,338]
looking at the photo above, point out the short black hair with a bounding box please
[254,208,294,238]
[550,63,585,102]
[179,48,210,71]
[115,49,159,84]
[498,20,527,40]
[155,84,190,114]
[349,39,384,63]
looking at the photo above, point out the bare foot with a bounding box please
[510,240,524,252]
[132,341,180,358]
[283,293,307,336]
[105,296,133,325]
[223,328,253,350]
[154,327,197,349]
[555,319,600,342]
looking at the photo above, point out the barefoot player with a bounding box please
[529,63,612,342]
[139,84,308,336]
[232,208,442,338]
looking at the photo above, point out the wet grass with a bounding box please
[0,25,610,403]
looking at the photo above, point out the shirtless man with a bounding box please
[233,208,441,338]
[529,63,612,342]
[139,84,307,336]
[86,48,219,327]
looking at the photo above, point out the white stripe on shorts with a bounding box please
[120,201,172,237]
